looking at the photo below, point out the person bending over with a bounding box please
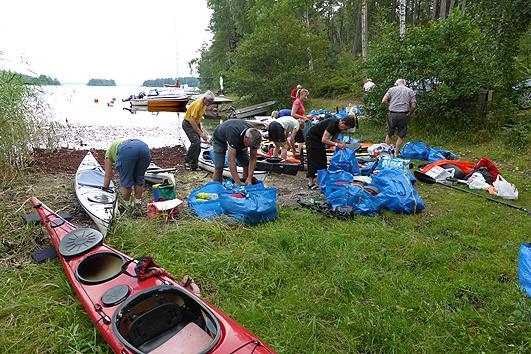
[212,119,262,186]
[305,115,358,189]
[103,139,151,209]
[182,90,215,170]
[268,115,304,160]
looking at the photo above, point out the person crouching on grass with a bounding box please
[182,90,215,171]
[268,115,304,160]
[212,119,262,186]
[103,139,151,212]
[305,115,358,190]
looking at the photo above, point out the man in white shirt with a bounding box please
[363,79,375,92]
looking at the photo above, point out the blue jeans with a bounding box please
[116,139,151,188]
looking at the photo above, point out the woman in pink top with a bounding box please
[291,88,310,169]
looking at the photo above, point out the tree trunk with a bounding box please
[307,47,314,71]
[412,0,419,23]
[399,0,407,37]
[449,0,455,14]
[431,0,438,20]
[361,0,368,60]
[352,7,362,58]
[460,0,466,13]
[439,0,447,19]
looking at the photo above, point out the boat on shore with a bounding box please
[75,152,118,236]
[31,198,275,354]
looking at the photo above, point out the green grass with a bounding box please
[1,119,530,353]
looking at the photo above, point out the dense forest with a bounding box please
[196,0,530,130]
[87,79,116,86]
[142,77,200,87]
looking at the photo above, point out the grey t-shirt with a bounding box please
[384,85,416,112]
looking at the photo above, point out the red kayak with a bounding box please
[31,197,275,354]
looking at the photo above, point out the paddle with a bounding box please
[414,171,529,214]
[146,167,177,173]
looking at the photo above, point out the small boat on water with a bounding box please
[75,152,118,236]
[198,144,268,181]
[31,198,275,354]
[125,89,189,110]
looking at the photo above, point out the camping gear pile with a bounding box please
[415,155,519,201]
[309,145,425,217]
[188,181,278,225]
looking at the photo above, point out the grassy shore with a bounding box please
[0,113,530,353]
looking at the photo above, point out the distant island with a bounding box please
[87,79,116,86]
[143,77,199,87]
[0,71,61,85]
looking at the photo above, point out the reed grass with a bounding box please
[0,71,60,186]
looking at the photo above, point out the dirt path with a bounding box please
[31,147,316,207]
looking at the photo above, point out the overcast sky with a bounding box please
[0,0,212,85]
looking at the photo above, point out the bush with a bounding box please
[364,13,493,129]
[500,111,530,150]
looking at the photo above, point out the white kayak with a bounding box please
[75,152,118,236]
[144,162,176,186]
[198,144,267,181]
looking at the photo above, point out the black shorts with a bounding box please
[294,129,305,143]
[268,121,286,143]
[387,111,410,138]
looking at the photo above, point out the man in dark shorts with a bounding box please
[212,119,262,185]
[381,79,417,156]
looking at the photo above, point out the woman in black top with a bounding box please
[305,115,358,189]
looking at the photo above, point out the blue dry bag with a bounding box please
[346,185,386,216]
[400,142,429,160]
[519,243,531,297]
[372,169,425,214]
[329,148,360,175]
[187,182,227,219]
[219,187,277,224]
[317,169,354,194]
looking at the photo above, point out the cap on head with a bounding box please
[203,90,215,101]
[297,84,302,89]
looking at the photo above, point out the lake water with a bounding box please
[43,85,222,150]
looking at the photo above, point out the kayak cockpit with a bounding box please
[113,285,220,354]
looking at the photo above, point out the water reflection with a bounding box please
[42,85,209,150]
